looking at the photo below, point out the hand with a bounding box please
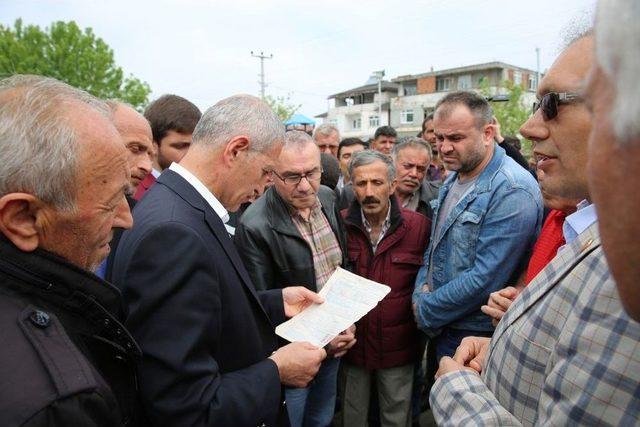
[269,342,327,388]
[327,324,356,358]
[451,336,491,374]
[492,116,504,143]
[435,356,479,379]
[282,286,324,318]
[481,286,520,326]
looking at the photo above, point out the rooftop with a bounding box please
[392,61,539,83]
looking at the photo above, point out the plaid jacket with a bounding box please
[430,222,640,426]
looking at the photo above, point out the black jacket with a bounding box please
[235,185,348,291]
[112,170,287,427]
[0,236,142,426]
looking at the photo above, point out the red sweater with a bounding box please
[342,197,431,369]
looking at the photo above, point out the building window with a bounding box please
[528,74,537,91]
[514,70,522,85]
[404,82,417,96]
[457,74,472,89]
[436,77,452,92]
[352,118,361,129]
[400,110,414,124]
[369,115,379,128]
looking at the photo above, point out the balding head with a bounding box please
[0,75,132,271]
[108,102,154,190]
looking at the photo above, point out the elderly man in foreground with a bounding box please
[0,75,140,425]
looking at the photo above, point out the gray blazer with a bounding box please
[429,222,640,426]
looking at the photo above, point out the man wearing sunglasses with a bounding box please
[235,130,356,427]
[429,31,640,426]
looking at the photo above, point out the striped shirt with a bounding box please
[291,200,342,291]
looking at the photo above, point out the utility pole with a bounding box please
[373,70,385,124]
[250,51,273,100]
[535,47,541,90]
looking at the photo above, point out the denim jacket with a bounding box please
[413,144,542,334]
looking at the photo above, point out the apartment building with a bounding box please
[317,62,539,139]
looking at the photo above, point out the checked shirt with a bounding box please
[430,222,640,426]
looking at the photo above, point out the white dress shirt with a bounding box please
[562,199,598,244]
[168,162,230,225]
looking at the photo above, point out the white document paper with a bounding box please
[275,267,391,347]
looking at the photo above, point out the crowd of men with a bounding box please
[0,0,639,425]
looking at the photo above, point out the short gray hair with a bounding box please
[392,137,431,162]
[313,123,339,141]
[192,94,284,152]
[0,75,110,211]
[349,150,396,183]
[284,130,316,149]
[595,0,640,144]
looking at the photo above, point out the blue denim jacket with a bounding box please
[413,144,542,334]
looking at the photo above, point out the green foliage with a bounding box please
[264,94,301,122]
[479,79,533,157]
[0,19,151,109]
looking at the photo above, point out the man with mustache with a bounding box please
[235,130,356,427]
[340,150,430,426]
[392,137,440,219]
[412,91,542,360]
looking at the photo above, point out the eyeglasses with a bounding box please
[532,92,582,121]
[271,169,322,186]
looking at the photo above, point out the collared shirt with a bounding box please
[151,168,161,179]
[361,203,392,254]
[562,200,597,244]
[336,175,345,191]
[401,190,421,212]
[169,162,230,225]
[291,200,342,291]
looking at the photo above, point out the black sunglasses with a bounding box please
[532,92,582,121]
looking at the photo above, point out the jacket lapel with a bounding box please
[491,223,601,347]
[160,171,273,324]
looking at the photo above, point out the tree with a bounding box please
[0,19,151,109]
[264,94,301,122]
[479,80,533,157]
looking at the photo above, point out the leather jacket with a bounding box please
[234,185,348,291]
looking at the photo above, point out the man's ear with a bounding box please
[221,135,251,166]
[390,178,398,195]
[484,123,496,145]
[0,193,42,252]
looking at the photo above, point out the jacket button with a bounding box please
[29,310,50,328]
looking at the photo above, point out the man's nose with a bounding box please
[114,196,133,230]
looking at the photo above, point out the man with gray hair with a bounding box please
[587,0,640,322]
[0,75,139,424]
[340,150,430,426]
[412,91,542,360]
[313,123,340,157]
[392,137,440,219]
[235,130,355,427]
[112,98,327,426]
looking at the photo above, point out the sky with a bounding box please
[2,0,596,119]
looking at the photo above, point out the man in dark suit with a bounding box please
[112,94,327,427]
